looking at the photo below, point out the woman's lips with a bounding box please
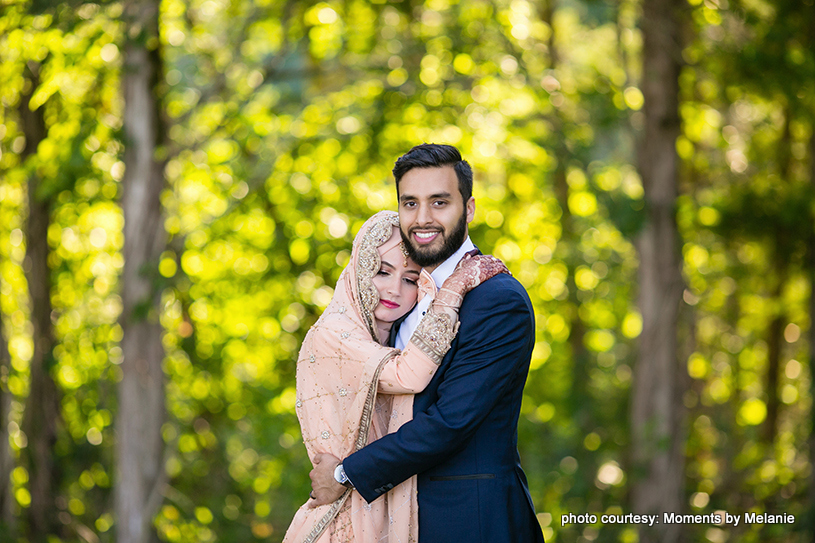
[380,300,399,309]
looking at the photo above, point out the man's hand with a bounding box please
[307,453,345,508]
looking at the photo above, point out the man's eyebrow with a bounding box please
[399,191,452,202]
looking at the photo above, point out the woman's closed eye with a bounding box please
[377,269,416,285]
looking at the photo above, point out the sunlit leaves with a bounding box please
[739,398,768,426]
[2,0,813,541]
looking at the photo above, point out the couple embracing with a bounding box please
[283,144,545,543]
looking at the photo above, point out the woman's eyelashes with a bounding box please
[377,269,418,286]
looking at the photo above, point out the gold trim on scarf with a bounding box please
[355,212,400,343]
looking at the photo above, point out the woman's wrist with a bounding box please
[434,287,464,309]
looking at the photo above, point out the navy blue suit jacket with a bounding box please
[344,273,545,543]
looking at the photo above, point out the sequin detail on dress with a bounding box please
[410,307,458,364]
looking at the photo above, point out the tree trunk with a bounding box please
[116,1,168,542]
[540,0,594,494]
[763,109,793,445]
[0,275,15,534]
[762,266,786,444]
[808,131,815,541]
[630,1,686,542]
[19,61,62,543]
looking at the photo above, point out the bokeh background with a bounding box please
[1,0,814,541]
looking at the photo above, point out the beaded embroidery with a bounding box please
[410,307,458,365]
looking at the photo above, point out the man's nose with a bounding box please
[415,203,433,226]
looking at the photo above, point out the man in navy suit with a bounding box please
[310,144,544,542]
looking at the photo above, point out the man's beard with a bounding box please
[400,210,468,268]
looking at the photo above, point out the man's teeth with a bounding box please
[415,232,437,239]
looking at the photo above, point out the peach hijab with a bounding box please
[284,211,434,543]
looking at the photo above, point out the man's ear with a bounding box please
[466,197,475,224]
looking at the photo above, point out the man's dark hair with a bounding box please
[393,143,473,202]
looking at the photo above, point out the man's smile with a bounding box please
[412,230,441,244]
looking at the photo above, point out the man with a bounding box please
[310,144,544,542]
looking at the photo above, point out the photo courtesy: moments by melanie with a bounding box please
[561,511,796,527]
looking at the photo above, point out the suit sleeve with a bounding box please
[343,281,534,502]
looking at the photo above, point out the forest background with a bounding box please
[1,0,814,541]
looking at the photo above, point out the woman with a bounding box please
[284,211,506,543]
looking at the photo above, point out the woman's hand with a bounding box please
[443,254,509,295]
[409,254,509,365]
[428,254,509,321]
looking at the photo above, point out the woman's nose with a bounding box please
[387,277,400,295]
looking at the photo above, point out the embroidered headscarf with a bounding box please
[284,211,435,543]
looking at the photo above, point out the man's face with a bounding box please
[397,166,475,270]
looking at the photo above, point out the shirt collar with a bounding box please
[429,236,476,289]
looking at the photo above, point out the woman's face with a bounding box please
[371,240,422,324]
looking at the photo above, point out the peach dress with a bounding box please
[283,211,440,543]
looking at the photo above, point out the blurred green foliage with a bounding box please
[1,0,814,541]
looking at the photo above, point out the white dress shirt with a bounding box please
[395,236,476,350]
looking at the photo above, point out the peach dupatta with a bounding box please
[283,211,435,543]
